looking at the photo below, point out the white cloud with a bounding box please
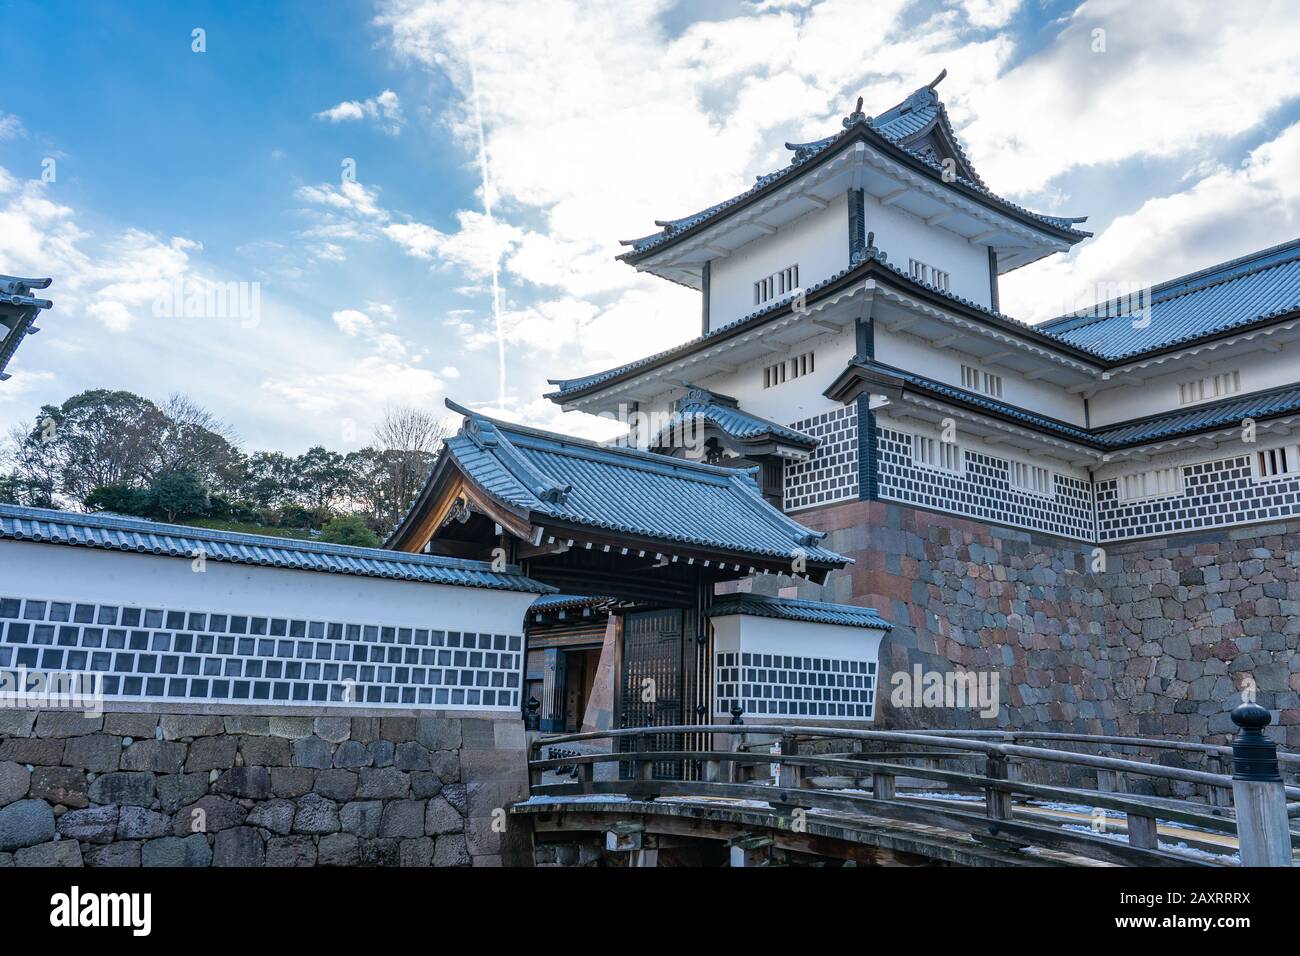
[373,0,993,419]
[0,112,23,140]
[960,0,1300,196]
[1003,121,1300,323]
[0,175,198,333]
[296,180,389,221]
[386,210,523,278]
[956,0,1021,29]
[332,309,374,336]
[261,356,442,415]
[315,89,405,134]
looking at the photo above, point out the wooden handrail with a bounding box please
[903,728,1300,766]
[523,722,1300,866]
[528,723,1290,791]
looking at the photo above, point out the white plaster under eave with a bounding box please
[558,280,868,416]
[711,612,886,724]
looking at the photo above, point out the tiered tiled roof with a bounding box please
[837,359,1300,451]
[554,233,1300,410]
[547,249,1099,403]
[0,275,53,382]
[0,504,554,592]
[420,401,848,567]
[618,80,1088,262]
[707,592,892,630]
[1040,237,1300,360]
[653,387,818,452]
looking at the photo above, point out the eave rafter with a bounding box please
[649,146,858,272]
[858,147,1068,256]
[1099,413,1300,464]
[562,282,868,413]
[880,393,1101,464]
[871,283,1101,378]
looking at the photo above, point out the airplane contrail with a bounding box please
[468,60,506,407]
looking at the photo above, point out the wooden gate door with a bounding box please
[618,608,685,779]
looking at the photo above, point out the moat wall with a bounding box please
[769,502,1299,753]
[0,707,531,867]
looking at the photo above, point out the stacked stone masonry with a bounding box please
[0,709,531,867]
[762,501,1300,779]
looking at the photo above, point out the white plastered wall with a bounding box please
[707,193,850,330]
[711,612,885,724]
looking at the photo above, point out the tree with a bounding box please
[153,394,243,494]
[294,446,351,524]
[316,514,381,548]
[364,405,449,531]
[1,422,58,507]
[151,469,209,523]
[30,390,162,501]
[84,483,154,517]
[242,452,297,509]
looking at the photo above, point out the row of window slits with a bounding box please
[876,427,1094,539]
[1096,456,1300,541]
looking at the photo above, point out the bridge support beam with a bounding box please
[729,834,774,867]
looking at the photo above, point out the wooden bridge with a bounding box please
[513,707,1300,867]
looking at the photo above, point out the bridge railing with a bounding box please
[523,705,1297,868]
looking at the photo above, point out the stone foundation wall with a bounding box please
[0,708,531,867]
[769,501,1300,754]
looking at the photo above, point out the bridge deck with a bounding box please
[520,722,1300,867]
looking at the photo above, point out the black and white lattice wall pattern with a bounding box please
[715,650,876,720]
[876,426,1095,540]
[0,596,522,710]
[1096,454,1300,542]
[784,405,859,511]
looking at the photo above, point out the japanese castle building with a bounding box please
[546,76,1300,547]
[393,74,1300,737]
[7,76,1293,748]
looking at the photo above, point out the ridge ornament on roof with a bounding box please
[0,275,53,382]
[652,385,819,459]
[617,72,1087,271]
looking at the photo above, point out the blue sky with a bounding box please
[3,0,1299,453]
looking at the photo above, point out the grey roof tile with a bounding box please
[443,405,848,567]
[0,504,553,593]
[707,592,891,629]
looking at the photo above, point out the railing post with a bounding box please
[985,752,1013,821]
[1209,754,1233,807]
[1229,703,1293,867]
[1125,812,1158,850]
[527,739,543,790]
[777,734,802,790]
[635,733,656,799]
[1097,768,1126,793]
[729,710,745,783]
[871,770,896,800]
